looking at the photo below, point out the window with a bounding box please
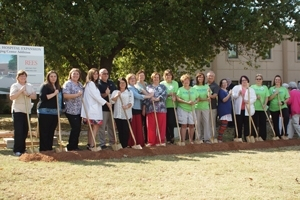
[262,49,271,60]
[263,81,272,88]
[228,44,238,59]
[297,43,300,61]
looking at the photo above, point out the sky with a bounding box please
[0,54,13,63]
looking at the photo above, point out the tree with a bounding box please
[8,55,17,71]
[1,0,299,80]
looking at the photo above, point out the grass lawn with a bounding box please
[1,115,300,199]
[0,146,300,199]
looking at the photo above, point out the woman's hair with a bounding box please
[150,72,160,80]
[163,69,173,80]
[195,72,205,85]
[117,77,128,90]
[125,73,135,84]
[255,74,263,80]
[68,68,81,82]
[45,70,61,90]
[16,70,27,80]
[180,74,190,83]
[239,75,249,84]
[219,78,228,87]
[272,75,282,86]
[136,70,146,81]
[85,68,99,87]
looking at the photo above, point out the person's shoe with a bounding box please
[218,140,223,143]
[86,144,91,150]
[204,140,211,144]
[14,152,22,157]
[100,145,107,149]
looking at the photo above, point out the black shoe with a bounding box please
[101,145,107,149]
[86,144,91,150]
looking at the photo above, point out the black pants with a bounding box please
[142,115,147,143]
[166,108,176,142]
[39,114,58,151]
[115,118,129,148]
[252,110,267,140]
[12,112,28,153]
[270,108,289,138]
[65,113,81,150]
[235,110,254,140]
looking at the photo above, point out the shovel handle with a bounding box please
[258,99,276,137]
[152,100,162,144]
[24,95,34,149]
[277,94,286,136]
[56,95,62,150]
[81,97,98,148]
[231,97,239,138]
[119,96,137,145]
[207,89,215,138]
[172,100,181,142]
[108,94,119,144]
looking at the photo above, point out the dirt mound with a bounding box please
[19,139,300,162]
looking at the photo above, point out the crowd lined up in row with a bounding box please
[10,68,300,156]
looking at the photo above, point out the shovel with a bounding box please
[245,86,255,143]
[119,96,142,149]
[189,92,202,144]
[24,96,39,153]
[231,97,243,142]
[152,100,165,147]
[208,89,218,143]
[173,99,185,146]
[278,94,288,140]
[55,95,68,153]
[108,94,122,151]
[81,98,101,152]
[259,99,279,140]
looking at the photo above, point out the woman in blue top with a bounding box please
[217,79,232,142]
[126,73,153,147]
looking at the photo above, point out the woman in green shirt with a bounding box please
[160,69,179,144]
[176,74,199,144]
[193,72,211,143]
[268,75,290,139]
[250,74,270,140]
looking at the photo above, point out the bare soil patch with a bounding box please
[20,139,300,162]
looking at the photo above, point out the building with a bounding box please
[209,40,300,87]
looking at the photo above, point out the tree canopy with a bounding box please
[1,0,299,80]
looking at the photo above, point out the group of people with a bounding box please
[10,68,300,156]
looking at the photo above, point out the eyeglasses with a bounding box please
[256,78,262,80]
[101,73,109,75]
[242,79,247,82]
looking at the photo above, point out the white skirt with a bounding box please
[220,114,232,121]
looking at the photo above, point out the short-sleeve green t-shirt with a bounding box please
[177,87,199,112]
[193,84,209,110]
[250,84,270,111]
[268,86,290,111]
[160,80,179,108]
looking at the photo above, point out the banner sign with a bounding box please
[0,44,44,94]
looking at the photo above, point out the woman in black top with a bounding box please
[37,70,63,151]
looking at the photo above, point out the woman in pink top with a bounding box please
[287,82,300,138]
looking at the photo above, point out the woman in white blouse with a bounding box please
[111,78,134,148]
[232,75,257,141]
[81,68,111,150]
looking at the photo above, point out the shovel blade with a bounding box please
[132,144,142,149]
[234,138,243,143]
[111,144,122,151]
[250,136,255,143]
[272,136,280,140]
[194,140,203,144]
[91,146,102,152]
[27,148,34,154]
[177,141,185,146]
